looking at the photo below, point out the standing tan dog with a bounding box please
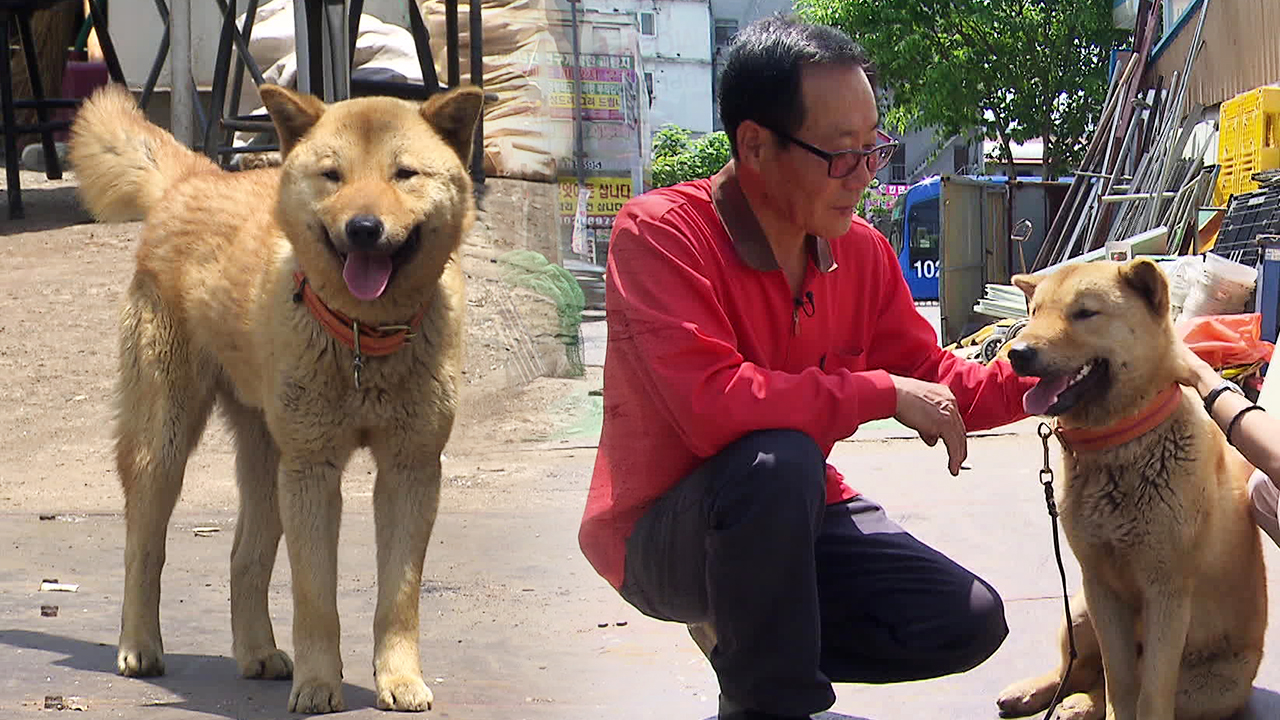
[68,82,483,713]
[994,258,1266,720]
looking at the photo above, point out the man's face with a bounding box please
[748,63,880,240]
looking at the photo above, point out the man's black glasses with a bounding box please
[767,127,900,179]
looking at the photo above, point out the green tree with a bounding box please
[798,0,1127,180]
[650,124,732,188]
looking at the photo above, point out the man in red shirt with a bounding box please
[579,15,1037,720]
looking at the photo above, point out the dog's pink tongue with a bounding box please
[1024,376,1071,415]
[342,251,392,301]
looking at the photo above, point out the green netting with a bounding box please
[497,249,586,377]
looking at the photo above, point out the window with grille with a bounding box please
[891,144,907,182]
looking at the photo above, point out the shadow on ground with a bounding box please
[2,182,93,234]
[1244,687,1280,718]
[701,707,870,712]
[0,629,377,718]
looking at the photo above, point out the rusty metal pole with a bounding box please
[170,0,195,146]
[469,0,483,185]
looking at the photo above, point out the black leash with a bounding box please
[1037,421,1077,720]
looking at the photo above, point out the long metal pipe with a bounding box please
[470,0,484,184]
[569,0,586,192]
[170,0,195,146]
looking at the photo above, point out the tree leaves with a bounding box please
[650,124,732,188]
[797,0,1127,179]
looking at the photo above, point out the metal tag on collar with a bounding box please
[377,323,417,340]
[352,320,364,389]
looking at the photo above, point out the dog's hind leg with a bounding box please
[222,397,292,680]
[114,278,216,677]
[368,441,444,712]
[1174,649,1261,720]
[997,592,1103,718]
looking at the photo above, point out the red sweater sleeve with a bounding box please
[863,232,1034,431]
[607,209,898,458]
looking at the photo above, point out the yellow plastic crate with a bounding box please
[1216,86,1280,203]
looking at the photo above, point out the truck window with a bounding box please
[907,197,940,263]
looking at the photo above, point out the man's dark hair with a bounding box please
[718,15,875,158]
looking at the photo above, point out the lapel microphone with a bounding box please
[794,290,815,318]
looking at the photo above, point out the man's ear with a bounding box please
[421,86,485,163]
[734,120,770,172]
[259,84,326,157]
[1011,273,1040,301]
[1120,257,1170,317]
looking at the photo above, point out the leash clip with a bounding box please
[1038,422,1057,514]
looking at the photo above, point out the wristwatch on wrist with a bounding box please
[1203,378,1245,416]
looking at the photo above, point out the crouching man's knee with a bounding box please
[949,577,1009,673]
[711,429,827,516]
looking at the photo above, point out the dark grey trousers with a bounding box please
[619,429,1008,717]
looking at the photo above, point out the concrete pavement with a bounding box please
[8,420,1280,719]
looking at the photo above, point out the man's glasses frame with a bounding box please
[766,126,901,179]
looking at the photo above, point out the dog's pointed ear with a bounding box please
[1120,257,1170,317]
[260,84,326,157]
[421,86,485,163]
[1011,273,1041,301]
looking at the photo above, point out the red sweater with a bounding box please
[579,162,1034,589]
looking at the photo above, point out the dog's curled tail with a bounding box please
[69,84,219,222]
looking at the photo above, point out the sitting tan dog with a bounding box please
[995,258,1266,720]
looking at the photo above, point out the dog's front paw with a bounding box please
[1057,692,1105,720]
[289,677,345,713]
[238,648,293,680]
[117,643,165,677]
[996,676,1056,717]
[376,673,433,712]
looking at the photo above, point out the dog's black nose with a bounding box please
[1006,342,1038,375]
[346,215,385,249]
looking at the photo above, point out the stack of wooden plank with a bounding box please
[1032,0,1216,270]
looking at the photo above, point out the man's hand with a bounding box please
[891,375,967,476]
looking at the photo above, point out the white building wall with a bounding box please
[648,62,714,133]
[633,0,713,134]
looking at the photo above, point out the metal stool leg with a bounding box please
[445,0,458,87]
[407,0,439,94]
[138,0,171,109]
[204,0,238,158]
[15,10,61,179]
[223,0,263,165]
[85,0,127,83]
[2,16,24,219]
[321,0,348,101]
[347,0,360,69]
[295,0,323,97]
